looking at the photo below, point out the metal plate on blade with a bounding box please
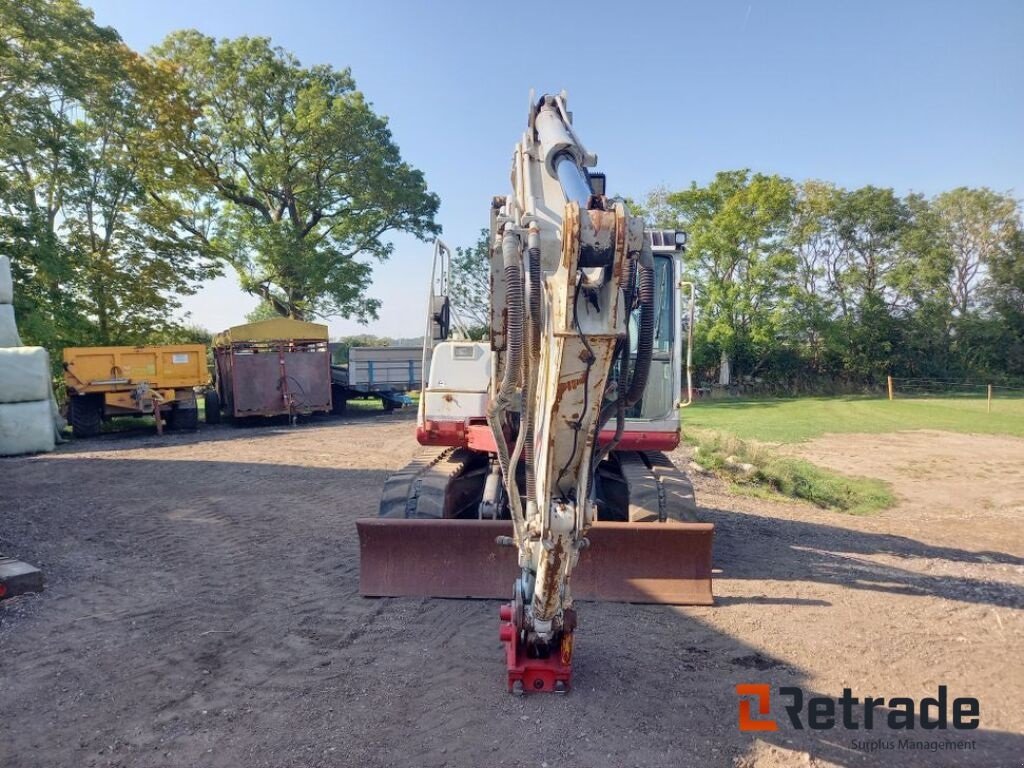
[356,518,713,605]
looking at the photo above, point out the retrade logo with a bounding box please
[736,685,980,733]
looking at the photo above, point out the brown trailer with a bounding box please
[210,318,332,422]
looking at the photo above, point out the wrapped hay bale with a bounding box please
[0,255,11,304]
[0,399,56,456]
[0,304,21,346]
[0,347,51,403]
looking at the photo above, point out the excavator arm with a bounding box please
[491,94,649,651]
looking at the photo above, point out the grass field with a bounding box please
[682,395,1024,443]
[681,394,1024,513]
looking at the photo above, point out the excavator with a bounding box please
[357,92,714,694]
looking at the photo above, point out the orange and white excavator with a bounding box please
[357,92,713,694]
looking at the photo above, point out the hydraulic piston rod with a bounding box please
[553,152,593,206]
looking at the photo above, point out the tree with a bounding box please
[982,206,1024,377]
[933,188,1021,317]
[661,170,797,385]
[245,300,281,324]
[449,229,490,337]
[0,0,215,349]
[149,32,440,321]
[786,180,843,378]
[331,333,389,364]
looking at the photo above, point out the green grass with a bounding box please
[683,395,1024,444]
[687,428,895,515]
[345,398,391,411]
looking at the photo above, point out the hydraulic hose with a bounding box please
[487,228,526,533]
[498,230,524,397]
[625,241,655,408]
[524,228,542,503]
[590,252,637,474]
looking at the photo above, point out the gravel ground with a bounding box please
[1,411,1022,768]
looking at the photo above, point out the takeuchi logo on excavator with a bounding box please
[736,685,980,732]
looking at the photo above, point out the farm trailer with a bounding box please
[329,346,422,414]
[209,317,332,422]
[62,344,209,437]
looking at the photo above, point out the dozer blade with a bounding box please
[357,518,714,605]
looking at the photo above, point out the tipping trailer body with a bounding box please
[330,346,422,412]
[62,344,209,436]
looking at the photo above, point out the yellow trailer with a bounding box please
[62,344,210,437]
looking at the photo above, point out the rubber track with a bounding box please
[617,450,699,523]
[378,447,476,519]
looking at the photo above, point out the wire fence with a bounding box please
[887,376,1024,407]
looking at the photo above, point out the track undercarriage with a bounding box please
[377,446,701,525]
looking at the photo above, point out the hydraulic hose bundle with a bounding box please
[524,227,542,503]
[592,238,656,473]
[488,228,527,541]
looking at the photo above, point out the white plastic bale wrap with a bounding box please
[0,399,56,456]
[0,347,51,403]
[0,255,12,304]
[0,304,21,346]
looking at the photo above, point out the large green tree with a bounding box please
[660,170,797,385]
[149,32,440,321]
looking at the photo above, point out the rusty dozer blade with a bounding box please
[357,518,714,605]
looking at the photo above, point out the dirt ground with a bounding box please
[1,413,1022,768]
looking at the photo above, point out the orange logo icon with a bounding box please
[737,684,778,732]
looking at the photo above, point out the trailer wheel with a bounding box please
[330,384,347,415]
[204,390,222,424]
[381,397,397,412]
[167,404,199,431]
[69,394,103,438]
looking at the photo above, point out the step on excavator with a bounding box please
[357,91,714,694]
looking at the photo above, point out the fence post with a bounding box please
[988,384,992,413]
[887,375,894,401]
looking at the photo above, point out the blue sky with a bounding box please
[85,0,1024,338]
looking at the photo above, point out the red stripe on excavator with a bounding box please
[604,430,680,451]
[418,420,679,452]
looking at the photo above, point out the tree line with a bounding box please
[450,177,1023,392]
[639,173,1023,391]
[1,0,438,357]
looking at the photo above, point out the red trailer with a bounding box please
[207,318,332,422]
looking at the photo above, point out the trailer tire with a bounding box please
[167,404,199,432]
[330,387,347,415]
[204,390,221,424]
[381,397,397,412]
[69,394,103,438]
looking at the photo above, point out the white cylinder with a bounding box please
[535,105,582,177]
